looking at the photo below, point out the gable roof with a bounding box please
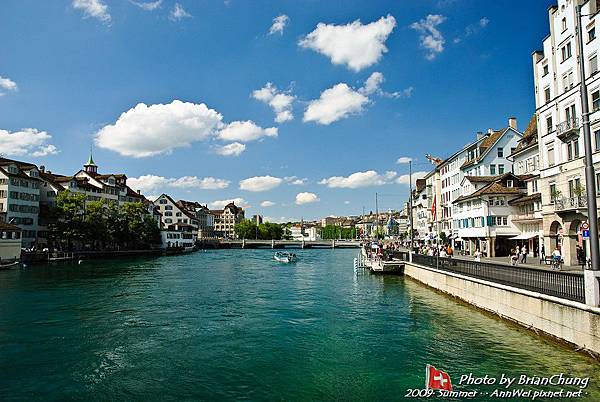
[455,173,526,203]
[461,127,523,169]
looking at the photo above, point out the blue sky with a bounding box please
[0,0,555,221]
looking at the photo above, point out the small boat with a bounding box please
[0,261,20,270]
[273,252,298,263]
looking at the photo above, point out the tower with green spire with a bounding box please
[84,145,98,174]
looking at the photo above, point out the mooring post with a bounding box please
[332,239,336,249]
[301,239,305,249]
[271,239,275,249]
[242,239,245,249]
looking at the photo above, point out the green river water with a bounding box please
[0,249,597,401]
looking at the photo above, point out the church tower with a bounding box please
[83,147,98,174]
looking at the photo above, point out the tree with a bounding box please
[49,190,87,250]
[234,219,258,239]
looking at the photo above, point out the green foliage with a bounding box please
[48,190,160,250]
[234,220,284,240]
[320,225,356,240]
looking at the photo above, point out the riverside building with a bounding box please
[532,0,600,265]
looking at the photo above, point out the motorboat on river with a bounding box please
[273,252,298,263]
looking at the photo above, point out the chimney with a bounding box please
[39,165,45,173]
[476,131,484,140]
[137,190,141,194]
[508,117,517,130]
[487,128,494,135]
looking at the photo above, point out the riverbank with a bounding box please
[21,248,193,264]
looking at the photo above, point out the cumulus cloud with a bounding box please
[453,17,489,44]
[95,100,223,158]
[239,175,283,192]
[303,83,368,125]
[319,170,397,188]
[215,142,246,156]
[128,174,230,193]
[269,14,289,35]
[72,0,111,23]
[285,176,307,185]
[410,14,446,60]
[260,201,276,207]
[396,171,428,185]
[218,120,278,142]
[252,82,295,123]
[0,76,18,96]
[359,72,413,99]
[209,198,249,209]
[295,192,319,205]
[129,0,162,10]
[299,15,396,72]
[396,156,412,164]
[0,128,59,158]
[169,3,191,21]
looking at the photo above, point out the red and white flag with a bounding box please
[431,195,437,221]
[425,364,452,391]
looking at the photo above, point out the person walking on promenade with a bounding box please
[539,243,545,263]
[521,245,527,264]
[474,249,482,262]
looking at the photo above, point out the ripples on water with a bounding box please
[0,249,598,401]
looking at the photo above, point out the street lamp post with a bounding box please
[576,5,600,306]
[409,160,414,260]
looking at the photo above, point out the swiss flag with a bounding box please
[431,195,436,221]
[425,364,452,391]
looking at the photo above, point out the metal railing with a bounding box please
[396,253,585,303]
[554,196,587,211]
[556,117,580,136]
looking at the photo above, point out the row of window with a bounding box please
[9,177,40,189]
[8,204,39,213]
[9,192,39,201]
[454,216,509,229]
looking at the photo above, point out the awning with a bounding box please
[510,233,538,240]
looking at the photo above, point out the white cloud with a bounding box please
[128,174,230,193]
[395,171,428,185]
[0,128,59,158]
[410,14,446,60]
[129,0,162,11]
[319,170,397,188]
[344,200,350,205]
[303,83,368,125]
[269,14,289,35]
[396,157,412,164]
[299,15,396,72]
[170,176,230,189]
[209,198,249,209]
[453,17,489,44]
[359,72,412,99]
[264,216,292,223]
[169,3,191,21]
[95,100,223,158]
[72,0,111,23]
[239,176,283,192]
[215,142,246,156]
[295,192,319,205]
[218,120,278,142]
[285,176,307,185]
[0,76,18,95]
[252,82,295,123]
[260,201,276,207]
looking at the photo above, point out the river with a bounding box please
[0,249,597,401]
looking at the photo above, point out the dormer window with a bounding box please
[8,165,18,174]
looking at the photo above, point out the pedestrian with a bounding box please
[447,244,453,258]
[539,243,545,262]
[474,249,482,262]
[576,244,584,266]
[521,245,527,264]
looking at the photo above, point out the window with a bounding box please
[589,26,596,42]
[592,90,600,112]
[543,63,549,76]
[498,164,505,174]
[506,180,513,188]
[550,183,557,201]
[562,71,574,91]
[490,165,496,175]
[568,178,581,198]
[597,173,600,194]
[546,116,553,133]
[595,129,600,151]
[159,199,167,204]
[567,139,580,160]
[561,42,572,62]
[544,87,551,102]
[565,104,577,124]
[497,147,503,157]
[562,17,567,32]
[547,145,555,167]
[532,179,538,193]
[591,54,599,75]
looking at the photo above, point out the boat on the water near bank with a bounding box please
[273,252,298,263]
[0,261,20,270]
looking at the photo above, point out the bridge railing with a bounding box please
[395,252,585,303]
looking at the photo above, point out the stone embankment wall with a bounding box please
[404,263,600,355]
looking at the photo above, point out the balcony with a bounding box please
[556,118,580,142]
[554,196,587,212]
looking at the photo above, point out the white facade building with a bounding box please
[532,0,600,265]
